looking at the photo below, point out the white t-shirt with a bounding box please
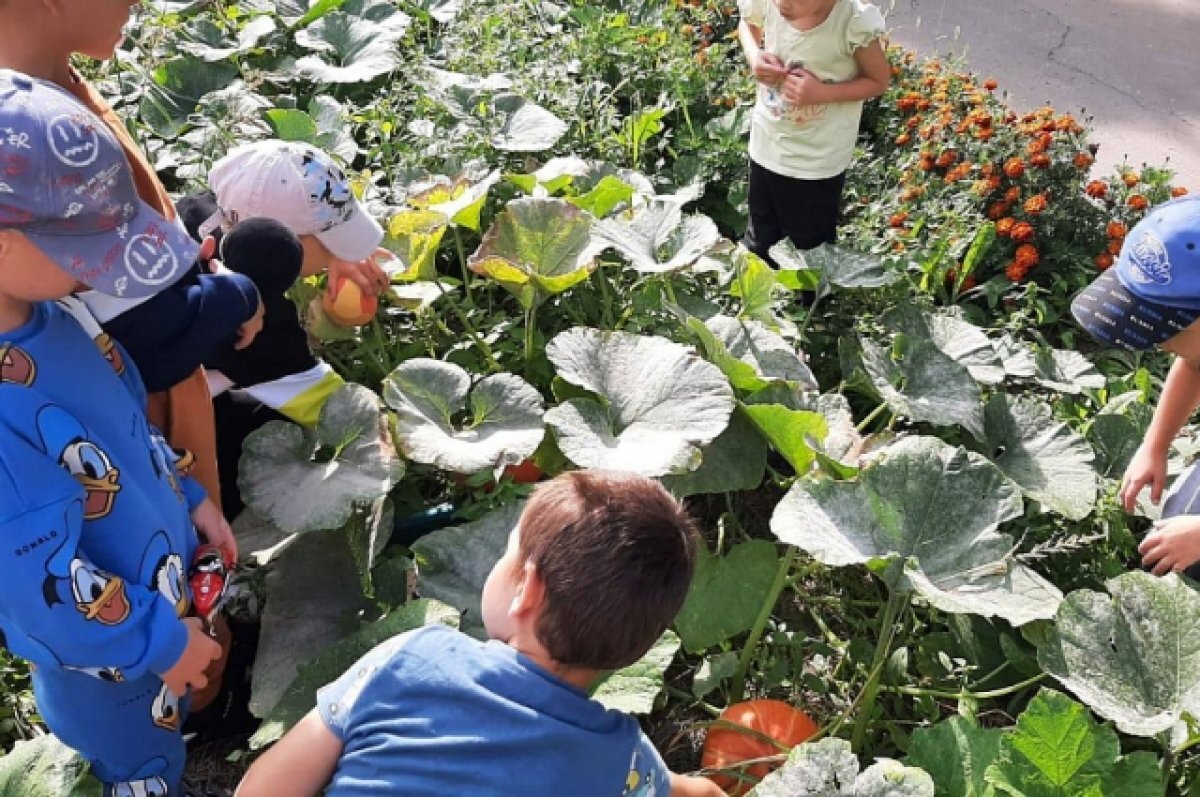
[739,0,886,179]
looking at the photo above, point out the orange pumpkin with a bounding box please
[322,276,378,327]
[701,700,818,795]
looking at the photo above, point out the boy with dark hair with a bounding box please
[236,471,722,797]
[1071,194,1200,575]
[0,70,224,795]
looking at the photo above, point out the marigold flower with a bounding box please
[1005,186,1021,202]
[1056,114,1080,132]
[889,211,909,228]
[984,77,998,91]
[981,163,997,178]
[919,156,936,172]
[1015,244,1040,268]
[1005,260,1031,282]
[1003,158,1025,179]
[1027,138,1048,155]
[1172,186,1190,198]
[972,180,992,197]
[1024,194,1049,214]
[987,201,1011,220]
[1074,152,1094,169]
[900,186,925,202]
[1123,171,1141,187]
[1011,222,1036,242]
[975,128,994,141]
[996,218,1016,237]
[1085,180,1109,199]
[1107,239,1124,255]
[1128,194,1149,210]
[936,150,958,168]
[1107,221,1128,239]
[1031,153,1052,169]
[1095,252,1114,270]
[895,132,912,146]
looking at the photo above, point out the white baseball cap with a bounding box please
[206,140,384,263]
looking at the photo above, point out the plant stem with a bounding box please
[730,547,799,702]
[524,304,538,364]
[794,292,822,342]
[664,685,722,718]
[855,402,888,434]
[453,227,474,306]
[850,590,907,752]
[880,672,1046,701]
[430,279,502,371]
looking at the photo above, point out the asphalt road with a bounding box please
[884,0,1200,189]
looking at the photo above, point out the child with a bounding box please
[0,70,229,795]
[1071,194,1200,576]
[0,0,266,514]
[236,471,723,797]
[737,0,890,263]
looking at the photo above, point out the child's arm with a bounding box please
[1121,356,1200,510]
[237,709,343,797]
[782,37,890,106]
[738,20,788,86]
[671,773,726,797]
[328,252,391,299]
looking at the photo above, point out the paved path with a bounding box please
[885,0,1200,189]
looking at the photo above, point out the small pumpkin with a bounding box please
[701,699,818,795]
[322,276,378,327]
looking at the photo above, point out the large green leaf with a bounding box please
[883,306,1004,385]
[251,599,460,749]
[771,241,901,291]
[293,0,410,84]
[413,502,522,636]
[384,209,449,281]
[490,94,568,152]
[345,496,394,597]
[140,55,239,138]
[662,408,768,497]
[743,403,828,475]
[468,198,600,309]
[544,328,735,476]
[750,737,934,796]
[908,716,1002,797]
[985,689,1165,797]
[0,736,101,797]
[1029,348,1106,395]
[982,395,1098,520]
[591,631,680,715]
[267,96,358,162]
[595,200,719,273]
[1037,571,1200,737]
[674,540,780,652]
[771,436,1061,625]
[859,334,986,440]
[239,384,405,534]
[412,171,501,232]
[178,15,277,61]
[383,359,545,475]
[687,314,817,393]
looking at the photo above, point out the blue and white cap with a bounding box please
[1072,194,1200,350]
[0,70,195,299]
[205,140,384,263]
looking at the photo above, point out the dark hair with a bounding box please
[518,470,699,671]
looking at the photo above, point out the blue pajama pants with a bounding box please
[33,666,187,796]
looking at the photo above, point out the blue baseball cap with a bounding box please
[0,69,195,299]
[1072,194,1200,350]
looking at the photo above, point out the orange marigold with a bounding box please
[1085,180,1109,198]
[1095,252,1114,270]
[1107,239,1124,255]
[1123,171,1141,187]
[1011,222,1036,242]
[971,180,993,197]
[889,212,909,228]
[1015,244,1040,268]
[996,217,1016,237]
[1074,152,1094,169]
[1031,153,1052,169]
[984,77,998,90]
[1128,194,1149,210]
[987,201,1011,220]
[1107,221,1128,239]
[1024,194,1049,214]
[1027,138,1048,155]
[936,149,959,168]
[975,128,994,141]
[895,132,912,146]
[1005,260,1031,282]
[1003,158,1025,179]
[1172,186,1190,198]
[1004,186,1021,202]
[900,186,925,202]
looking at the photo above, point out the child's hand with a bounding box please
[752,51,787,86]
[191,498,238,566]
[234,295,266,351]
[161,617,221,698]
[1140,516,1200,575]
[782,67,826,106]
[329,250,391,299]
[1120,443,1169,512]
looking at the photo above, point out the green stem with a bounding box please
[453,227,474,306]
[730,547,799,703]
[1159,732,1177,781]
[433,281,502,372]
[856,402,888,434]
[850,590,907,752]
[794,292,822,342]
[881,671,1046,701]
[524,304,538,364]
[664,686,722,718]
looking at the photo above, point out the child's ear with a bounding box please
[510,561,546,618]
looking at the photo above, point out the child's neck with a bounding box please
[0,30,74,86]
[782,0,837,31]
[0,294,34,334]
[506,634,601,692]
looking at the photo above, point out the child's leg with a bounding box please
[776,171,847,251]
[32,668,187,794]
[742,159,785,265]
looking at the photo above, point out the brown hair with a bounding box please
[517,470,699,671]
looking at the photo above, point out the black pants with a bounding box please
[214,391,289,521]
[743,159,846,265]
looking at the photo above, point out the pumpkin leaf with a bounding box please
[594,200,719,273]
[685,314,817,393]
[140,56,239,138]
[345,496,394,598]
[982,395,1098,520]
[771,436,1061,626]
[675,540,781,652]
[293,0,410,84]
[749,737,934,796]
[730,249,783,326]
[567,175,635,219]
[250,599,460,749]
[383,209,450,281]
[421,171,501,232]
[179,16,277,61]
[1029,347,1106,395]
[0,736,102,797]
[771,240,901,291]
[908,716,1002,797]
[383,359,545,475]
[858,334,986,440]
[267,96,358,163]
[662,407,768,497]
[1037,571,1200,737]
[742,403,828,475]
[544,328,735,476]
[984,689,1165,797]
[413,502,522,637]
[468,198,600,309]
[882,306,1005,385]
[591,631,680,715]
[239,384,405,534]
[490,93,568,152]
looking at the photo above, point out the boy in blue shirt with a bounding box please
[237,471,723,797]
[0,70,230,794]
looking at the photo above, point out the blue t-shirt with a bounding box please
[316,624,672,796]
[0,299,201,682]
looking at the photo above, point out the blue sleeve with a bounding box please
[104,269,261,393]
[316,631,418,740]
[626,733,672,797]
[0,446,188,680]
